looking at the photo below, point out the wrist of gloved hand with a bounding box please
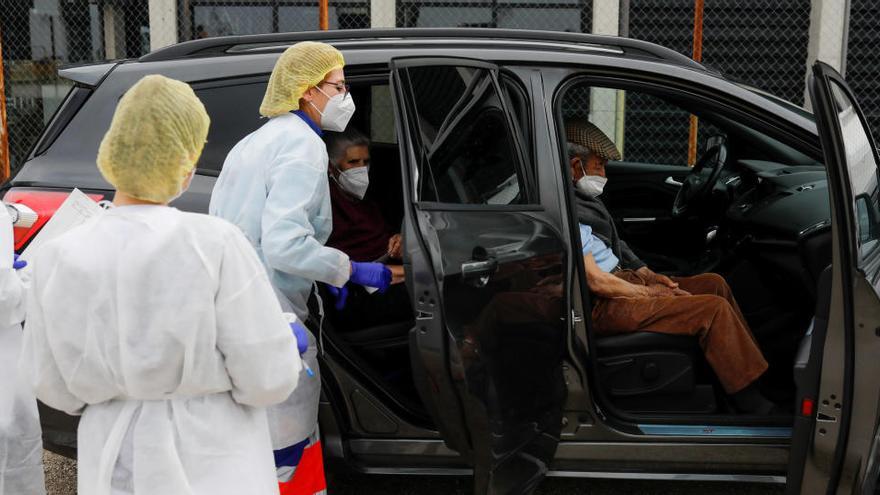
[350,261,392,292]
[326,283,349,310]
[289,321,309,356]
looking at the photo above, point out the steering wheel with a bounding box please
[671,142,728,218]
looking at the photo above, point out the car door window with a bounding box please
[399,65,530,205]
[829,82,880,263]
[560,85,721,166]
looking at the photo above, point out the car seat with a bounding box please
[595,332,717,414]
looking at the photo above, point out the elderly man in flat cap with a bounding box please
[566,119,776,414]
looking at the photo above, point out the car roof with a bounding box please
[21,28,816,193]
[138,28,707,71]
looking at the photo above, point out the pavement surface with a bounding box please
[44,450,785,494]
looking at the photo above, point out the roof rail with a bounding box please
[139,28,703,69]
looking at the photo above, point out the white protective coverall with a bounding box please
[210,112,348,448]
[20,206,302,495]
[0,205,45,495]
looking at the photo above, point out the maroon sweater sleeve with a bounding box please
[326,181,394,262]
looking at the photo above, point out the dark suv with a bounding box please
[8,29,880,494]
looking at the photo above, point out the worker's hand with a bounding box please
[289,321,310,356]
[637,266,678,288]
[12,254,26,271]
[326,284,349,310]
[350,261,392,293]
[387,234,403,259]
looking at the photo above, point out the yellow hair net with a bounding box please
[97,74,210,203]
[260,41,345,117]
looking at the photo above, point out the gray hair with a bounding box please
[324,128,370,167]
[567,141,592,160]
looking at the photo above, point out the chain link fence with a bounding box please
[396,0,590,31]
[1,0,875,171]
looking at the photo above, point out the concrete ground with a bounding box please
[43,450,784,494]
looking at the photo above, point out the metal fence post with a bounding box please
[0,25,9,184]
[102,2,126,59]
[591,0,625,155]
[804,0,851,108]
[320,0,330,30]
[687,0,704,166]
[371,0,396,28]
[149,0,179,51]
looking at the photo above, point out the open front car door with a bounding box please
[788,61,880,494]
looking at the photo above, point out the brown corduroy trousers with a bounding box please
[591,271,769,394]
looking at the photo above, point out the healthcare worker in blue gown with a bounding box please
[209,41,391,494]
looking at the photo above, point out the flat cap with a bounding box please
[565,119,622,161]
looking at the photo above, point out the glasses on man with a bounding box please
[319,80,350,94]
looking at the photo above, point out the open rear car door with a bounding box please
[389,57,570,494]
[787,61,880,494]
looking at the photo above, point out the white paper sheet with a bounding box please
[20,189,104,261]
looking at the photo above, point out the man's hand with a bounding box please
[387,234,403,259]
[636,266,678,289]
[641,284,690,298]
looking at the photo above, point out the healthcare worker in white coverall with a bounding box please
[19,74,304,495]
[0,206,45,494]
[210,41,391,494]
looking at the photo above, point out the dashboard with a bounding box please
[725,160,830,242]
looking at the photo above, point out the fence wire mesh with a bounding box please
[0,0,874,172]
[396,1,591,31]
[847,0,880,142]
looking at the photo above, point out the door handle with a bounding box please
[665,176,683,187]
[461,258,498,277]
[462,246,497,287]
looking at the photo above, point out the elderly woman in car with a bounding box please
[323,128,413,332]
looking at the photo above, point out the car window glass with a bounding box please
[194,81,266,171]
[560,85,721,167]
[501,75,531,158]
[402,65,526,205]
[369,85,397,144]
[830,81,880,262]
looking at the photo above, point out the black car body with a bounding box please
[8,29,880,494]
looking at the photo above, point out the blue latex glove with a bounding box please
[288,321,315,377]
[349,262,392,293]
[326,284,349,310]
[12,254,26,271]
[289,321,309,356]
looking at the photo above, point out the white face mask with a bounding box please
[337,166,369,199]
[576,175,607,197]
[312,88,356,132]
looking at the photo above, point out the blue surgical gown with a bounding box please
[209,113,350,320]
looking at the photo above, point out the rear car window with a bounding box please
[193,79,267,172]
